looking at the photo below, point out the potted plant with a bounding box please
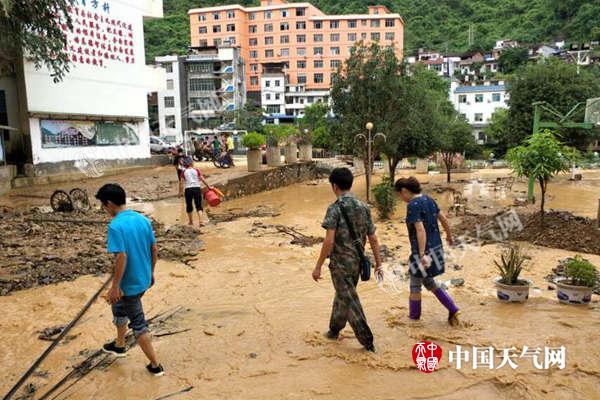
[242,132,265,172]
[494,246,531,302]
[556,256,597,305]
[263,125,285,167]
[282,125,299,164]
[298,128,313,162]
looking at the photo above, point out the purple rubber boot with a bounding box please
[409,299,421,320]
[433,288,459,315]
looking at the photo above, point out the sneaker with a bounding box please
[324,330,339,340]
[146,363,165,376]
[102,341,127,357]
[448,310,461,327]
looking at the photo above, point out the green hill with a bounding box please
[144,0,600,63]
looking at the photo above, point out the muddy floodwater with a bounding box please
[1,169,600,399]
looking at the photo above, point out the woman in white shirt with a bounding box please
[178,157,213,226]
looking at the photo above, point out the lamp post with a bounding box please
[355,122,386,203]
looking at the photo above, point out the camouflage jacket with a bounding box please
[321,193,376,272]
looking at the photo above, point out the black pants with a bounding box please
[185,187,202,213]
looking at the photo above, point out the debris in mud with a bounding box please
[455,210,600,255]
[545,258,600,295]
[248,222,323,247]
[207,205,280,224]
[38,325,66,341]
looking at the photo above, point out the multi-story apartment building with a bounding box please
[155,46,246,142]
[450,81,508,144]
[188,0,403,119]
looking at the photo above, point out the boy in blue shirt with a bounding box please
[96,183,164,376]
[394,177,460,326]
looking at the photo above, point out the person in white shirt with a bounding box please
[178,157,213,226]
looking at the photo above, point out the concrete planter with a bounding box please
[494,278,531,302]
[556,280,593,305]
[284,143,298,164]
[266,146,282,167]
[246,149,262,172]
[299,144,312,161]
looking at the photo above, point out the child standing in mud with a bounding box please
[95,183,164,376]
[394,177,461,326]
[178,157,213,226]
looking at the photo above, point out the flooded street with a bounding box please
[1,169,600,399]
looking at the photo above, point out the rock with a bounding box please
[547,285,555,291]
[450,278,465,287]
[248,352,258,359]
[452,264,463,271]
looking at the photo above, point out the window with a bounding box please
[297,60,306,68]
[280,35,289,44]
[264,23,273,32]
[297,74,307,84]
[313,21,322,29]
[297,47,306,56]
[348,20,357,28]
[314,73,324,83]
[275,80,280,87]
[458,94,467,103]
[478,131,486,141]
[164,63,173,73]
[265,80,271,87]
[250,50,258,58]
[361,32,367,39]
[281,9,288,17]
[492,93,501,102]
[212,25,221,33]
[198,14,206,21]
[314,60,323,68]
[213,38,221,46]
[280,22,289,31]
[250,64,258,72]
[189,78,214,91]
[189,63,211,73]
[227,10,235,18]
[250,76,258,85]
[307,96,314,103]
[371,32,380,41]
[330,47,340,55]
[226,24,235,32]
[266,93,271,100]
[361,20,367,26]
[213,12,219,20]
[370,19,380,28]
[475,94,484,103]
[265,36,273,45]
[280,48,289,56]
[165,115,175,128]
[164,96,174,107]
[249,25,257,33]
[266,105,280,114]
[296,34,306,43]
[199,26,207,34]
[199,39,208,47]
[275,93,280,100]
[313,34,323,42]
[249,12,256,20]
[474,113,483,122]
[265,49,274,57]
[249,38,257,46]
[385,19,395,27]
[330,59,340,68]
[314,47,323,55]
[330,33,339,42]
[296,8,305,16]
[166,79,174,90]
[330,21,339,28]
[385,32,394,41]
[264,10,272,19]
[348,33,357,41]
[296,21,306,29]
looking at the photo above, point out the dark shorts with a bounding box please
[185,187,202,213]
[111,292,148,338]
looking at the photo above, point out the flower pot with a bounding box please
[556,280,593,305]
[299,144,312,161]
[266,146,282,167]
[284,142,298,164]
[494,278,530,302]
[246,149,261,172]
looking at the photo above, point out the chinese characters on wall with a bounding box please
[59,0,136,68]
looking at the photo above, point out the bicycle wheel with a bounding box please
[50,190,74,212]
[69,188,90,211]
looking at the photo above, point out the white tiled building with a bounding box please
[450,81,508,144]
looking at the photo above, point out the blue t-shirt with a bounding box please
[406,195,445,276]
[107,209,156,296]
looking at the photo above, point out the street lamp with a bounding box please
[355,122,386,203]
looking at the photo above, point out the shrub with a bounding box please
[372,176,396,219]
[495,246,527,285]
[242,131,265,150]
[565,256,597,288]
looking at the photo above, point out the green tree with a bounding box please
[506,130,578,224]
[229,99,264,133]
[0,0,74,81]
[298,102,332,145]
[439,114,475,183]
[484,108,510,155]
[506,59,600,150]
[498,47,530,74]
